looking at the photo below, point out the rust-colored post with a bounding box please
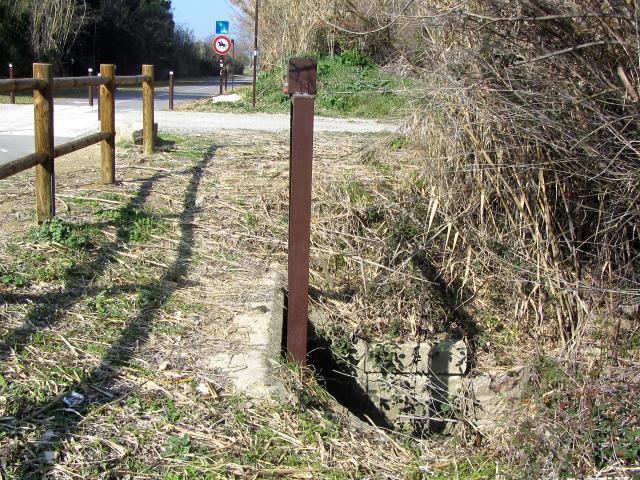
[33,63,55,222]
[142,64,155,154]
[9,63,15,104]
[169,70,174,111]
[99,64,116,184]
[88,68,94,107]
[286,58,317,364]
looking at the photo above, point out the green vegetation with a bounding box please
[182,49,413,118]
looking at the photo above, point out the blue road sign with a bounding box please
[216,21,229,35]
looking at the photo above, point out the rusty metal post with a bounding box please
[88,68,94,107]
[9,63,15,104]
[286,58,317,364]
[169,70,174,111]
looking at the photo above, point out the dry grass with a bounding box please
[0,132,449,479]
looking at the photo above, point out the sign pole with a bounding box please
[252,0,259,108]
[231,39,235,92]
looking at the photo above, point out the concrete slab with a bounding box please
[201,265,285,398]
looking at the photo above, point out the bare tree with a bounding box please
[14,0,87,62]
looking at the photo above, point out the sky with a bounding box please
[172,0,242,41]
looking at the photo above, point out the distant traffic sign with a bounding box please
[212,35,232,55]
[216,21,229,35]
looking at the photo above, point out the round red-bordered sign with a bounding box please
[212,35,232,55]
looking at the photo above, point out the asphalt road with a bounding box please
[0,76,249,162]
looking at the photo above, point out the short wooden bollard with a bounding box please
[219,60,224,96]
[99,64,116,184]
[88,68,94,107]
[9,63,15,104]
[286,58,317,365]
[142,64,155,154]
[169,70,174,111]
[33,63,55,222]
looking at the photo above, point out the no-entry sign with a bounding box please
[212,35,232,55]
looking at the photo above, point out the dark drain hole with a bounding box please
[282,294,392,430]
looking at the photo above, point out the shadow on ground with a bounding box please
[0,145,216,477]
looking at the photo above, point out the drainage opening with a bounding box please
[281,293,391,429]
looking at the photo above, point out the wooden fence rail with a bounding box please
[0,63,155,222]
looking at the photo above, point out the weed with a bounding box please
[28,218,94,249]
[243,212,259,228]
[96,205,169,242]
[0,271,26,287]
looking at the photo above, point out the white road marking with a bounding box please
[0,148,8,153]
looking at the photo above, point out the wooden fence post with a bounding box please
[142,64,154,154]
[99,64,116,184]
[33,63,55,223]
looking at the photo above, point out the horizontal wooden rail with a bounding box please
[0,78,47,94]
[0,152,48,180]
[52,76,109,90]
[54,131,111,158]
[115,75,151,87]
[1,63,155,223]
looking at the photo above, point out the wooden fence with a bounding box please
[0,63,155,223]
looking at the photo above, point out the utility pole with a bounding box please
[252,0,259,108]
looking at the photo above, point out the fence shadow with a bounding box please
[1,146,216,477]
[0,164,199,362]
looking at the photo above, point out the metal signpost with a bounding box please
[212,32,231,97]
[286,58,317,365]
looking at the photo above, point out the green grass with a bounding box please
[182,49,413,119]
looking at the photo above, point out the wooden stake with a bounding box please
[99,64,116,184]
[33,63,54,223]
[142,64,155,155]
